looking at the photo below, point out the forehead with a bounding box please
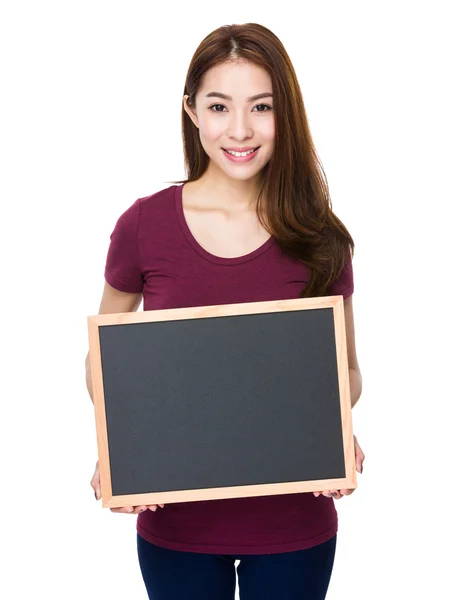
[199,60,272,97]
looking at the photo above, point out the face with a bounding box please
[183,60,275,182]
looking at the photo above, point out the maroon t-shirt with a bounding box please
[104,183,354,555]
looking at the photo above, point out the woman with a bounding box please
[87,22,365,600]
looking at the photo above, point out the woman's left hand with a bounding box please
[313,434,365,499]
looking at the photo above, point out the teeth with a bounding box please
[226,148,257,157]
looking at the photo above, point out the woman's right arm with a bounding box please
[85,281,142,404]
[87,282,163,512]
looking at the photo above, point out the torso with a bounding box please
[181,181,272,259]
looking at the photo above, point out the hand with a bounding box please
[90,460,164,513]
[313,434,365,499]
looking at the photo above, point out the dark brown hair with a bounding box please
[170,23,354,297]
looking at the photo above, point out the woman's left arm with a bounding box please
[313,294,365,499]
[344,295,362,408]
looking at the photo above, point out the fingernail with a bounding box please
[127,508,133,513]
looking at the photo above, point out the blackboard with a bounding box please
[87,296,356,508]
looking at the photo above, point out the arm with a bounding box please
[87,282,161,512]
[343,295,362,408]
[313,294,364,499]
[85,281,142,404]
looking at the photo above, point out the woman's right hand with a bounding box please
[90,460,164,513]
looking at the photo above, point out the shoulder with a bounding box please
[327,249,354,300]
[114,184,177,218]
[138,184,179,218]
[110,185,178,235]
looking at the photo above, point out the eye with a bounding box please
[254,104,272,112]
[208,104,273,113]
[209,104,227,112]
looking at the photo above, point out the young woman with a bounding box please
[87,22,365,600]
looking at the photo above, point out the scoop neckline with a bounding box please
[174,183,276,266]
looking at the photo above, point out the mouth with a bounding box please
[222,146,261,162]
[222,146,260,153]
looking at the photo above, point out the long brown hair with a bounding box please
[170,23,354,298]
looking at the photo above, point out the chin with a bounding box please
[223,167,264,182]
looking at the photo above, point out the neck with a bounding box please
[193,165,264,212]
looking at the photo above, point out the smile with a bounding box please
[222,147,260,162]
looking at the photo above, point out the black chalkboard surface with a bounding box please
[87,296,356,508]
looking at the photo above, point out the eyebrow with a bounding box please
[205,92,273,102]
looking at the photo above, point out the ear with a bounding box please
[183,94,199,129]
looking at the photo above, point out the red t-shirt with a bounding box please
[104,183,354,555]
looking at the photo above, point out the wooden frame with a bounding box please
[88,295,356,508]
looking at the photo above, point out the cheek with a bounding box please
[198,117,225,144]
[259,119,275,142]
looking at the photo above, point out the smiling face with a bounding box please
[183,60,275,184]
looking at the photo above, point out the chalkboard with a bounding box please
[87,296,356,508]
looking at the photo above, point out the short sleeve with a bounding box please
[327,249,354,299]
[104,199,143,293]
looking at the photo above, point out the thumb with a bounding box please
[353,436,364,474]
[91,462,101,500]
[356,456,363,474]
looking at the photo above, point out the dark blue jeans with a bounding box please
[137,533,337,599]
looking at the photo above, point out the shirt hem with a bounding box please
[136,522,338,555]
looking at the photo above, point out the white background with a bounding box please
[1,1,469,598]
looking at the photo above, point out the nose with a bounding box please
[227,109,254,141]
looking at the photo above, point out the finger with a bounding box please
[110,506,135,514]
[93,481,101,500]
[141,504,165,511]
[314,490,340,498]
[354,438,365,473]
[339,489,354,496]
[90,470,101,500]
[356,452,364,473]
